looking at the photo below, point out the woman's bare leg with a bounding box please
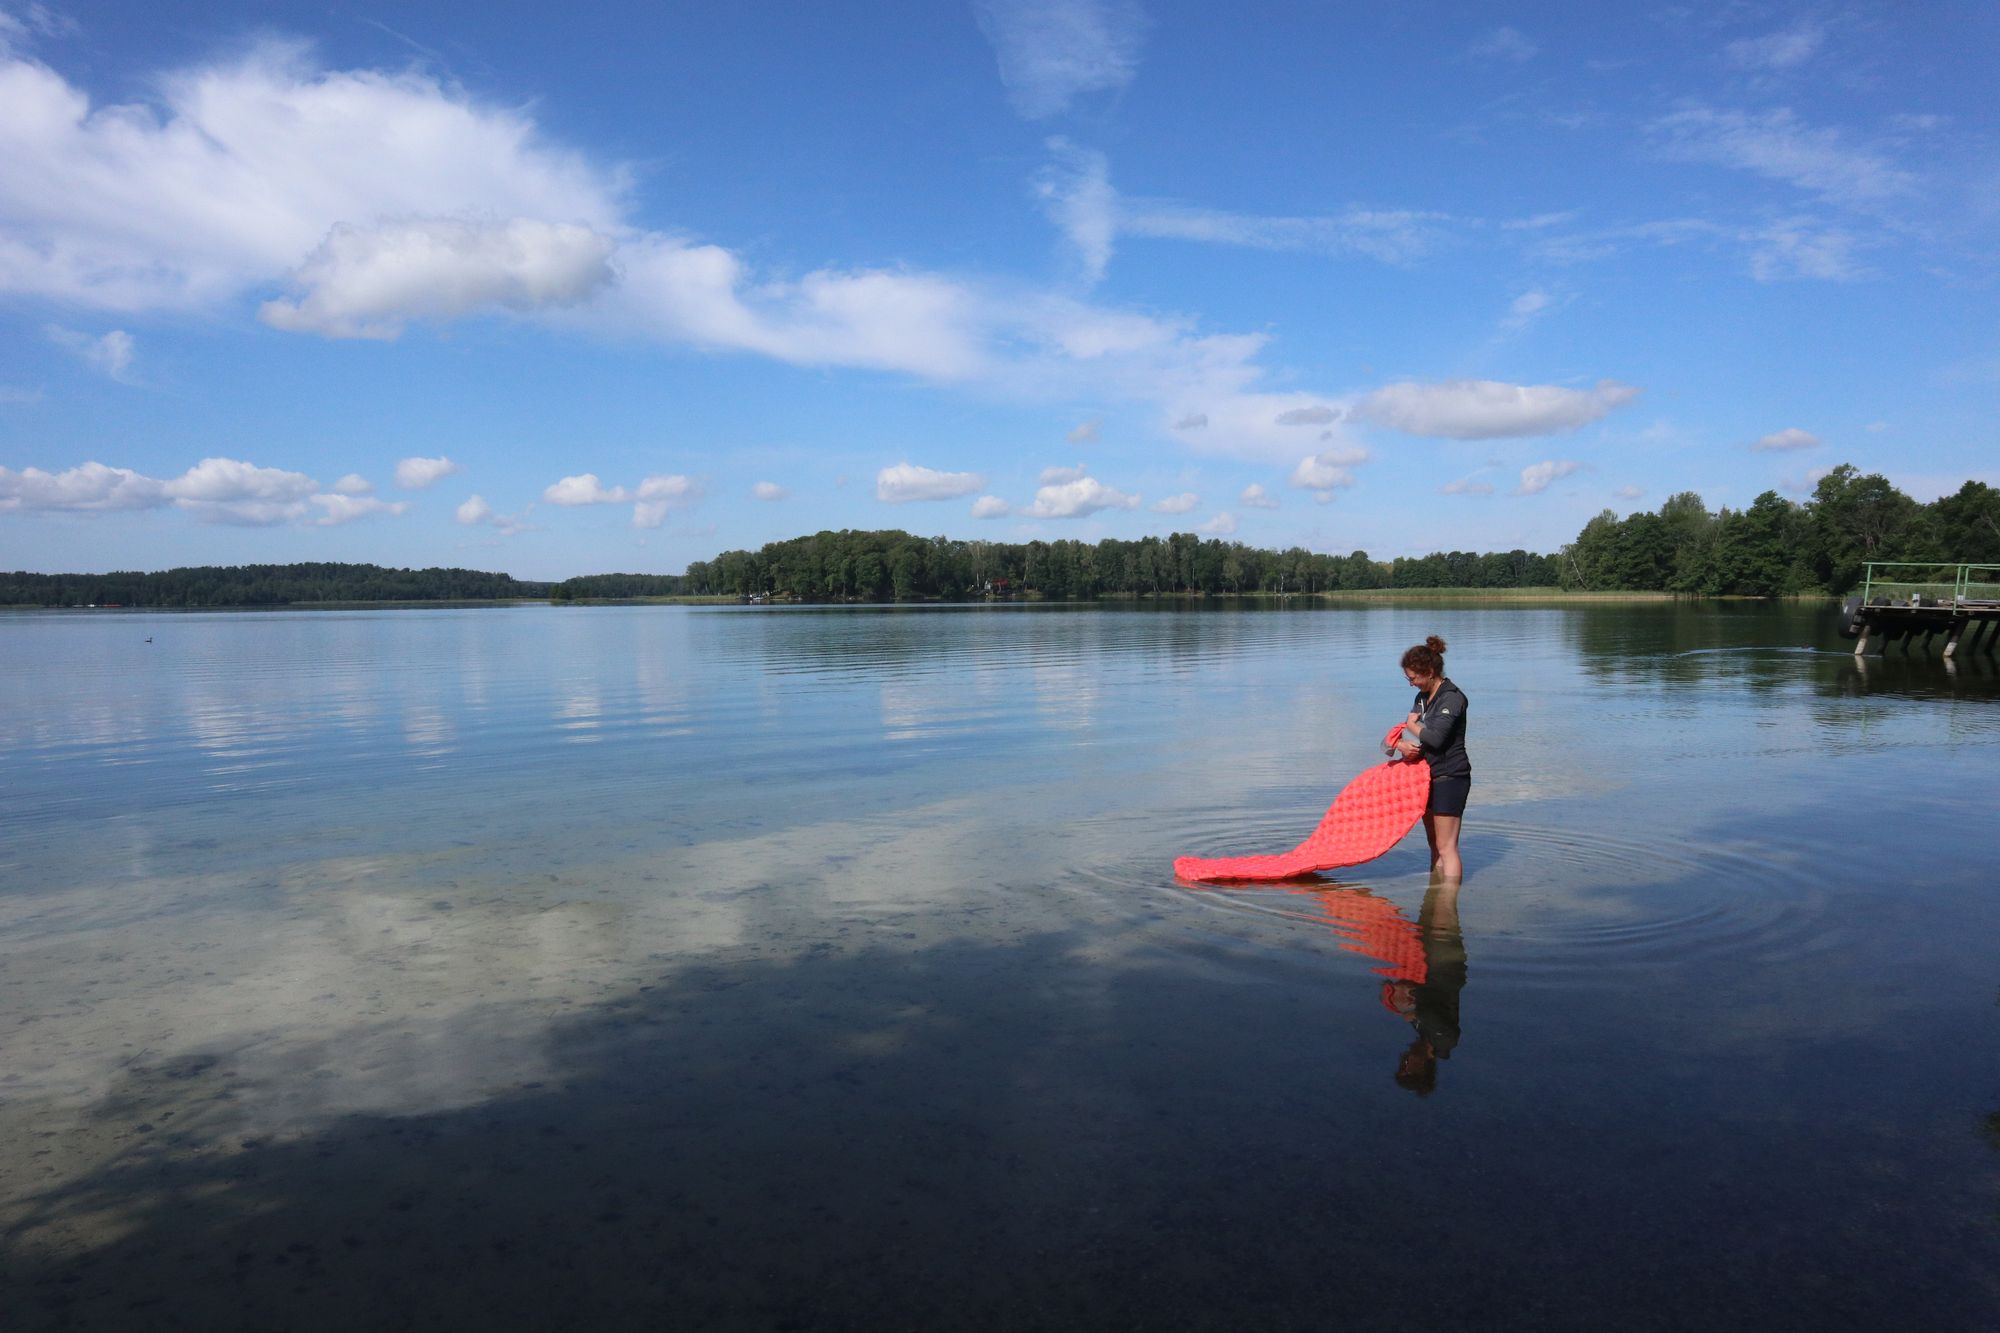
[1431,814,1462,879]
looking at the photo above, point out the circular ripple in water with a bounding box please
[1075,806,1839,983]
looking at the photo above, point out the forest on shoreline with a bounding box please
[6,465,1993,608]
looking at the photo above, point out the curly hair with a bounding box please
[1400,635,1447,678]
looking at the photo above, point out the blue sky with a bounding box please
[1,0,1995,579]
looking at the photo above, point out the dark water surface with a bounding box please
[2,601,1996,1330]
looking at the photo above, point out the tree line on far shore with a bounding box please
[0,562,550,608]
[7,464,1992,607]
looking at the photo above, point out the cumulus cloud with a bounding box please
[164,456,319,524]
[0,43,626,311]
[975,0,1148,119]
[1356,379,1640,439]
[1291,446,1369,495]
[1442,476,1496,496]
[1039,463,1089,485]
[632,474,699,528]
[47,327,135,381]
[331,473,373,495]
[1022,474,1139,518]
[971,495,1011,519]
[455,493,531,536]
[876,462,986,503]
[260,218,617,340]
[1150,492,1198,514]
[1515,460,1584,496]
[1067,415,1101,443]
[310,493,406,525]
[1467,27,1538,62]
[1751,427,1820,452]
[752,481,788,501]
[1652,106,1913,205]
[0,461,164,512]
[1239,482,1279,510]
[1200,512,1237,535]
[0,455,409,526]
[395,456,462,489]
[543,473,631,506]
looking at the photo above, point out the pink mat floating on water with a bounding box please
[1174,726,1430,883]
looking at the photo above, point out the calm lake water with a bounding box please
[2,601,1997,1330]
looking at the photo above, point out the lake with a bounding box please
[2,601,1996,1330]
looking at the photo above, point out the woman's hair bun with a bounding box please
[1425,635,1447,655]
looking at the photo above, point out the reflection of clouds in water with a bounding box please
[554,684,604,742]
[401,703,454,758]
[1029,657,1099,731]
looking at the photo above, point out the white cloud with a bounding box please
[1039,462,1088,485]
[261,218,617,340]
[752,480,788,501]
[1515,460,1584,496]
[310,492,405,525]
[1653,106,1913,205]
[876,462,986,503]
[163,456,319,524]
[1150,492,1198,514]
[1022,474,1139,518]
[0,43,626,312]
[1502,288,1553,330]
[0,461,164,512]
[1751,427,1820,452]
[1442,476,1495,496]
[1357,379,1640,438]
[0,385,42,403]
[974,0,1148,120]
[1239,483,1279,510]
[1724,22,1824,72]
[1274,404,1339,426]
[394,456,461,489]
[1067,416,1101,443]
[1173,413,1207,430]
[1467,27,1538,62]
[1614,485,1645,500]
[1036,138,1117,282]
[1747,219,1864,281]
[331,473,373,495]
[455,493,531,536]
[543,473,631,505]
[1291,446,1369,495]
[971,495,1011,519]
[1122,204,1449,265]
[1865,420,1889,433]
[632,473,698,528]
[1199,512,1237,535]
[47,326,135,381]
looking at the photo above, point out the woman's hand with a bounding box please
[1395,737,1422,759]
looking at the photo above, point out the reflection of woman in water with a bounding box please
[1382,878,1466,1097]
[1304,877,1469,1096]
[1395,636,1469,879]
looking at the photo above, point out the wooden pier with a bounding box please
[1838,562,2000,658]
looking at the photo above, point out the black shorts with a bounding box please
[1427,775,1471,817]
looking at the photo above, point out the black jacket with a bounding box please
[1411,677,1471,780]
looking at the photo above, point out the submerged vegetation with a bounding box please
[8,466,1992,607]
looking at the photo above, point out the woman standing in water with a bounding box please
[1394,635,1469,878]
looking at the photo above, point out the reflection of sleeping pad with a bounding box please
[1174,725,1430,882]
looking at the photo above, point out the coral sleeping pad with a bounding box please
[1174,725,1431,882]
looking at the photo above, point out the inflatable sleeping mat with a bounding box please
[1174,725,1430,882]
